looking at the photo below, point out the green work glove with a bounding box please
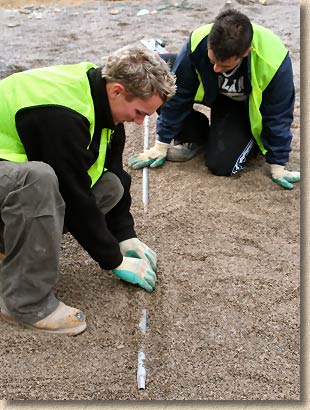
[128,140,169,169]
[270,164,300,189]
[112,257,156,292]
[119,238,157,272]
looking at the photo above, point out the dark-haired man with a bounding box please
[129,9,300,190]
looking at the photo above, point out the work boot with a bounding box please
[1,301,86,336]
[166,141,204,162]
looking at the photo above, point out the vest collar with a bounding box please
[87,67,116,132]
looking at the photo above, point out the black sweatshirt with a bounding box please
[15,66,136,270]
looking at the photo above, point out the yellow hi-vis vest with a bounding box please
[190,23,288,154]
[0,62,113,187]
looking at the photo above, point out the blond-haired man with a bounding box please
[0,46,176,335]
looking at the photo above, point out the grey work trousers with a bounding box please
[0,161,123,324]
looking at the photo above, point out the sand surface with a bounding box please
[0,0,300,400]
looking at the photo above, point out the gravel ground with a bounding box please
[0,0,300,401]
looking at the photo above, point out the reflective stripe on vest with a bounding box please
[190,23,288,154]
[0,62,112,186]
[88,128,113,187]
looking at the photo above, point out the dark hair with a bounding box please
[208,9,253,61]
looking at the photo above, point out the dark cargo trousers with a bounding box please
[0,161,123,324]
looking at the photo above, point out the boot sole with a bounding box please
[0,311,87,336]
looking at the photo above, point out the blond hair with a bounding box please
[102,45,176,103]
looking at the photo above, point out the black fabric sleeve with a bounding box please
[156,38,200,143]
[104,124,136,242]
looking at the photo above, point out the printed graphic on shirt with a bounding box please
[217,60,247,101]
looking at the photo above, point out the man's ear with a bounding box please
[108,82,126,98]
[243,46,253,57]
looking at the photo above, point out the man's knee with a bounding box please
[2,162,65,219]
[106,173,124,206]
[205,156,233,176]
[26,161,59,188]
[24,162,64,212]
[208,164,233,177]
[92,172,124,214]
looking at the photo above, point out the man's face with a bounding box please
[207,48,244,74]
[107,83,163,125]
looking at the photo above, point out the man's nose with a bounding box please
[213,64,223,73]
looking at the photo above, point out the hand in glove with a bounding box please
[112,256,156,292]
[128,140,169,169]
[270,164,300,189]
[119,238,157,272]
